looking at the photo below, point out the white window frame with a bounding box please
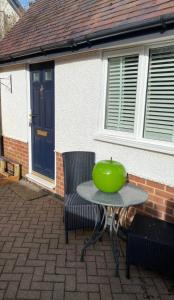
[95,43,174,155]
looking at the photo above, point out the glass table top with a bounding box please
[77,180,148,207]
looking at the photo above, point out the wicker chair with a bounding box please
[62,151,103,243]
[126,213,174,278]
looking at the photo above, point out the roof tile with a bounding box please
[0,0,174,59]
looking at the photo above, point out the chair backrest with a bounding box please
[62,151,95,194]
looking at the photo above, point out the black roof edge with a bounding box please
[1,12,174,65]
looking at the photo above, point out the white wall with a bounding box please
[1,51,174,187]
[1,65,28,143]
[55,52,174,187]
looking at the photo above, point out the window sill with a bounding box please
[94,132,174,156]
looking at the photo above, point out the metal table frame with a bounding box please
[77,181,148,276]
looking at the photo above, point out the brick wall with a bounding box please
[3,136,29,176]
[129,175,174,223]
[56,152,174,223]
[56,152,64,197]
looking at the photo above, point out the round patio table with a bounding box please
[77,180,148,276]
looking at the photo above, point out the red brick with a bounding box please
[146,180,165,190]
[137,183,154,194]
[145,207,162,219]
[155,189,174,199]
[166,186,174,194]
[128,175,145,184]
[148,194,165,205]
[165,199,174,209]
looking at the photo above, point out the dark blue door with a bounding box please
[30,62,55,179]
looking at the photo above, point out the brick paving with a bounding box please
[0,181,173,300]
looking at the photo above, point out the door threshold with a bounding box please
[26,173,55,190]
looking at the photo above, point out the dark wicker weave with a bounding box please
[62,151,102,243]
[126,214,174,278]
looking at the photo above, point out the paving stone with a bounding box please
[0,281,8,289]
[17,290,40,299]
[122,284,145,294]
[13,266,34,274]
[113,294,137,300]
[160,296,174,300]
[87,261,97,275]
[88,275,109,284]
[0,274,22,281]
[3,260,15,273]
[65,275,76,291]
[40,291,52,300]
[44,274,65,282]
[53,283,64,300]
[16,253,28,266]
[31,281,53,291]
[57,254,66,267]
[65,292,88,300]
[77,283,99,292]
[56,267,76,275]
[20,274,32,290]
[89,292,100,300]
[77,269,87,283]
[5,281,19,299]
[0,291,4,300]
[100,284,112,300]
[45,261,56,274]
[110,277,122,293]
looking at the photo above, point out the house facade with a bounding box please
[0,0,174,223]
[0,0,24,40]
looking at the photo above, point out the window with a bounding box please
[144,47,174,143]
[100,44,174,154]
[105,55,139,133]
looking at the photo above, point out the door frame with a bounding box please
[26,61,56,187]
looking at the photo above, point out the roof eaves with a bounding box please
[1,12,174,65]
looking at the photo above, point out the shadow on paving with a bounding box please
[0,178,173,300]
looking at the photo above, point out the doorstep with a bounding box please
[26,173,55,191]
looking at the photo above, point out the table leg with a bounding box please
[109,207,128,277]
[80,206,128,277]
[80,206,107,262]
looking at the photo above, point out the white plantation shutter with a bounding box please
[144,46,174,142]
[105,55,139,133]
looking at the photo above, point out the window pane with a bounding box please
[144,46,174,142]
[33,72,40,82]
[105,55,139,133]
[44,70,52,81]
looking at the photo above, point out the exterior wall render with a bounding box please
[0,65,28,143]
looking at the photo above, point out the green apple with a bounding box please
[92,158,127,193]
